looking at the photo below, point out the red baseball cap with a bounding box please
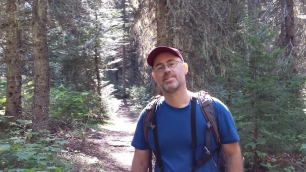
[147,46,184,67]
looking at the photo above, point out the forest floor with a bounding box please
[60,98,140,172]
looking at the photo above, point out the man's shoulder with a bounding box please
[140,96,166,116]
[210,97,230,111]
[146,95,165,105]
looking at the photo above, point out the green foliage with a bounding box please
[49,84,104,128]
[0,77,6,116]
[0,122,72,172]
[21,80,35,119]
[226,23,306,171]
[127,84,153,107]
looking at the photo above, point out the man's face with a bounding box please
[152,52,187,94]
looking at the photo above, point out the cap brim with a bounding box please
[147,46,183,67]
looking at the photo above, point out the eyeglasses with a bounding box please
[153,61,183,72]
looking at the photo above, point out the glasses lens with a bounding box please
[154,61,181,72]
[155,66,164,72]
[168,61,177,68]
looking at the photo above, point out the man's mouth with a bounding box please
[163,76,175,81]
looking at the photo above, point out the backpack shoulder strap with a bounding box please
[142,95,163,172]
[143,95,162,143]
[198,91,228,172]
[197,91,221,145]
[191,91,224,171]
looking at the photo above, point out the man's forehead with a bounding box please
[153,53,181,66]
[155,59,176,66]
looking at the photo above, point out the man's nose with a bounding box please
[164,65,171,72]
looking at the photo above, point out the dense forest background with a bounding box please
[0,0,306,171]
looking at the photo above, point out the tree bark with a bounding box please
[94,13,102,97]
[154,0,174,95]
[226,0,234,107]
[279,0,296,73]
[4,0,22,123]
[31,0,50,132]
[122,45,127,98]
[93,12,106,115]
[122,0,127,98]
[156,0,171,46]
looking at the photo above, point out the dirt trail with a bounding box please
[65,99,139,172]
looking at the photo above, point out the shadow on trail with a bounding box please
[117,99,140,124]
[69,130,130,172]
[66,135,129,172]
[63,98,140,172]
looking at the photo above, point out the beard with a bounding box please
[159,73,185,94]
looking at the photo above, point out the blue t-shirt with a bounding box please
[131,97,240,172]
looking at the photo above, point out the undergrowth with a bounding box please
[0,120,73,172]
[0,78,116,171]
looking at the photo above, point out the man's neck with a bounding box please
[163,88,191,108]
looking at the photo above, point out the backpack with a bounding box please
[143,91,227,172]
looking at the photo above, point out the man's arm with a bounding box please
[131,148,150,172]
[222,142,243,172]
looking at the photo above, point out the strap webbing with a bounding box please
[152,112,164,172]
[191,97,198,168]
[206,122,211,151]
[144,96,162,172]
[192,148,218,171]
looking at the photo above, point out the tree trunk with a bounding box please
[154,0,174,95]
[31,0,50,132]
[122,45,127,98]
[95,13,102,97]
[226,0,234,107]
[93,12,106,115]
[122,0,127,98]
[248,1,261,170]
[4,0,22,123]
[156,0,171,46]
[252,114,260,172]
[279,0,296,73]
[251,58,260,172]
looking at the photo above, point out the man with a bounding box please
[131,46,243,172]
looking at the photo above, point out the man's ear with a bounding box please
[152,72,156,79]
[183,63,188,74]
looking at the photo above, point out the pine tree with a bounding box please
[32,0,50,132]
[4,0,22,123]
[228,24,306,171]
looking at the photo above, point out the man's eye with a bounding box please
[168,62,175,67]
[156,66,164,71]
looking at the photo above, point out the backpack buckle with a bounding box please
[206,121,212,129]
[204,146,210,155]
[146,121,155,130]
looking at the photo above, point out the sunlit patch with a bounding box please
[297,15,306,19]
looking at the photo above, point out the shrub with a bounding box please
[49,85,103,129]
[127,85,153,107]
[0,121,73,172]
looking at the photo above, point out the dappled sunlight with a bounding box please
[1,0,305,171]
[59,98,138,171]
[111,152,134,167]
[60,152,100,165]
[102,98,138,133]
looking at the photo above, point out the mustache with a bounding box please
[163,72,175,80]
